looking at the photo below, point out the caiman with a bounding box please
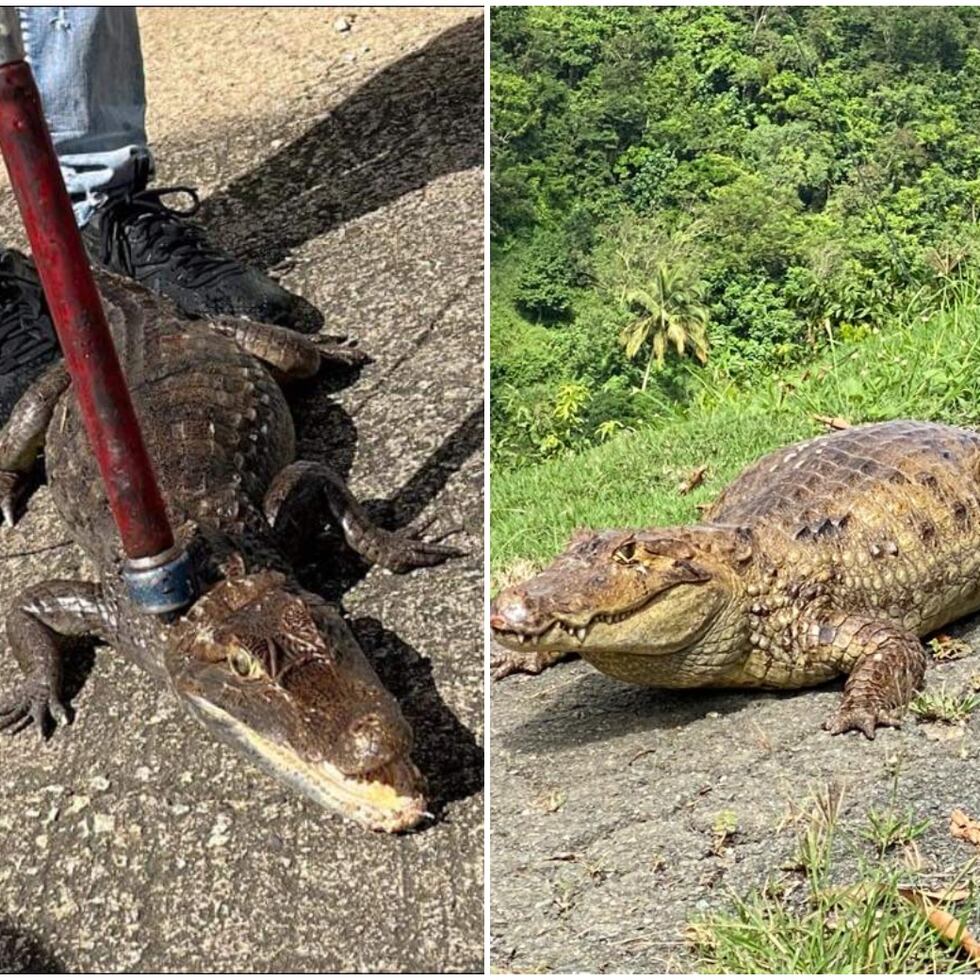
[0,267,459,832]
[491,420,980,738]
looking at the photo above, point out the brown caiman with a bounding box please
[491,420,980,738]
[0,269,459,832]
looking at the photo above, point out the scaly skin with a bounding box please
[0,271,459,831]
[491,421,980,738]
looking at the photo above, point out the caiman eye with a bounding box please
[612,541,636,564]
[228,649,260,679]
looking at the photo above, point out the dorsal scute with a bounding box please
[706,421,980,540]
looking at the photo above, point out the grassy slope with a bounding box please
[492,295,980,575]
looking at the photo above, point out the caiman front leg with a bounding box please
[0,361,70,525]
[798,609,927,739]
[1,580,110,737]
[490,646,573,681]
[264,461,462,572]
[208,316,368,380]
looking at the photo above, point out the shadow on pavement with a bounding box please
[499,666,834,753]
[295,404,483,602]
[353,617,483,811]
[198,16,484,271]
[287,365,365,482]
[0,919,63,972]
[383,403,483,529]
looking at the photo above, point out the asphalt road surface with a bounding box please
[0,10,483,972]
[490,628,980,973]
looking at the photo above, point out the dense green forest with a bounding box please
[490,6,980,473]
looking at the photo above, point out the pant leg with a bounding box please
[17,6,153,226]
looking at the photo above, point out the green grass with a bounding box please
[491,288,980,574]
[860,807,932,857]
[687,787,980,973]
[688,869,980,973]
[909,685,980,725]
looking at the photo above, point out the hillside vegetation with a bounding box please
[492,289,980,573]
[491,6,980,476]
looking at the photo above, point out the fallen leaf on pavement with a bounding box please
[533,789,566,814]
[921,722,965,742]
[820,881,971,906]
[815,882,875,904]
[899,889,980,966]
[898,885,972,903]
[951,809,980,847]
[929,634,973,661]
[814,414,851,430]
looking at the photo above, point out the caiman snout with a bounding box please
[335,711,412,776]
[489,592,534,631]
[491,586,569,641]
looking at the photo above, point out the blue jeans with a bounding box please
[17,6,151,226]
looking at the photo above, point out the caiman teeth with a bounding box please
[594,610,631,625]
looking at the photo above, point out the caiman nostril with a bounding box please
[489,610,508,630]
[491,595,530,629]
[338,712,408,775]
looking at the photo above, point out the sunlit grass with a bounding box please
[688,786,980,973]
[491,287,980,572]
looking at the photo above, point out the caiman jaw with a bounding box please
[491,605,648,649]
[187,695,427,833]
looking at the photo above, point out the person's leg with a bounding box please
[2,6,322,350]
[18,7,152,227]
[0,9,125,412]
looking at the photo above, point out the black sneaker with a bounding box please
[82,166,323,334]
[0,249,59,423]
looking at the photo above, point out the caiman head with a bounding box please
[167,570,425,833]
[490,527,751,684]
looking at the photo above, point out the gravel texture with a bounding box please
[490,627,980,973]
[0,9,483,972]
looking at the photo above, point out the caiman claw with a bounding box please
[491,647,572,681]
[0,470,26,527]
[371,521,464,573]
[824,703,904,740]
[316,335,370,368]
[0,676,70,738]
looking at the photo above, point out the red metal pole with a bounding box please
[0,16,194,613]
[0,60,174,560]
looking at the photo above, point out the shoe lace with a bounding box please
[96,185,240,287]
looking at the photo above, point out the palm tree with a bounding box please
[618,263,710,390]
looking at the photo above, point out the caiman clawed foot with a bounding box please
[0,267,460,832]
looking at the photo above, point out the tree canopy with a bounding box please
[491,6,980,469]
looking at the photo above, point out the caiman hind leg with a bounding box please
[1,580,110,737]
[264,460,462,572]
[799,610,927,739]
[208,316,367,380]
[0,361,70,525]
